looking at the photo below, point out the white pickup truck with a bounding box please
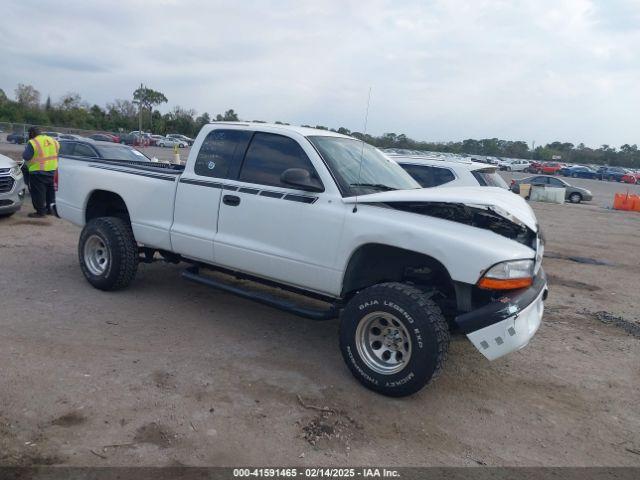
[55,123,547,397]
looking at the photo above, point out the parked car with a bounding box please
[597,166,629,182]
[6,132,26,144]
[43,131,64,140]
[166,133,194,146]
[89,133,118,143]
[0,154,26,217]
[59,138,152,162]
[510,175,593,203]
[538,162,563,175]
[526,161,543,173]
[559,165,598,179]
[621,171,640,184]
[60,134,84,140]
[157,137,188,148]
[393,155,509,189]
[150,135,165,146]
[498,159,530,171]
[55,123,547,397]
[120,133,149,147]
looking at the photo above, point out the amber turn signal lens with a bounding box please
[478,277,533,290]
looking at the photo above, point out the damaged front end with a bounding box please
[347,187,547,360]
[383,201,537,248]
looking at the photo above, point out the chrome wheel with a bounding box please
[355,312,412,375]
[84,234,110,276]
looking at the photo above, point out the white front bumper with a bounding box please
[467,287,545,361]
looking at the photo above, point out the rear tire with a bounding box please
[569,192,582,204]
[78,217,138,291]
[339,282,450,397]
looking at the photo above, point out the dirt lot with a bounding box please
[0,146,639,467]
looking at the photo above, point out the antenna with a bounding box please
[353,87,372,213]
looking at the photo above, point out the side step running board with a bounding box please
[181,268,339,321]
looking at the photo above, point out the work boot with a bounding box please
[28,212,46,219]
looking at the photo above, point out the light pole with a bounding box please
[133,82,144,135]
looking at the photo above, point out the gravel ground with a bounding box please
[0,144,639,467]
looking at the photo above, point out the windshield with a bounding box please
[472,168,509,189]
[307,136,419,196]
[95,145,150,162]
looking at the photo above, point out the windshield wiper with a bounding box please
[349,183,397,191]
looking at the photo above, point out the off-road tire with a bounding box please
[78,217,138,291]
[339,282,450,397]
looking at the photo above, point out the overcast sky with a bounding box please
[1,0,639,147]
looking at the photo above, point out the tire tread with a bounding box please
[79,216,138,291]
[340,281,450,396]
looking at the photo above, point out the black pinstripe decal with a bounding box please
[178,177,317,203]
[89,164,177,181]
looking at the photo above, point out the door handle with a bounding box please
[223,195,241,206]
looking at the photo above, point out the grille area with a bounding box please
[0,176,15,193]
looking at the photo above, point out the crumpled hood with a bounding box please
[343,186,538,231]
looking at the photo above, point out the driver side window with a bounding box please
[239,132,321,189]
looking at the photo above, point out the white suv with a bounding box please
[0,154,26,217]
[390,155,509,189]
[498,158,531,172]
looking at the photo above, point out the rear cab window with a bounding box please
[194,130,252,179]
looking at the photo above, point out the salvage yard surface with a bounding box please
[0,154,639,466]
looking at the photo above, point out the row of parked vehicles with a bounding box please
[494,158,638,184]
[5,130,194,149]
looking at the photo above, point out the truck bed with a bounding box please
[56,156,184,251]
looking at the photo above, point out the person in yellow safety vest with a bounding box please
[22,127,59,218]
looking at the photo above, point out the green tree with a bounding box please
[15,83,40,108]
[133,84,168,131]
[58,92,83,110]
[215,109,239,121]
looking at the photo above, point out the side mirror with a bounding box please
[280,168,324,192]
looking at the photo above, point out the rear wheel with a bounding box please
[78,217,138,291]
[569,192,582,203]
[339,282,450,397]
